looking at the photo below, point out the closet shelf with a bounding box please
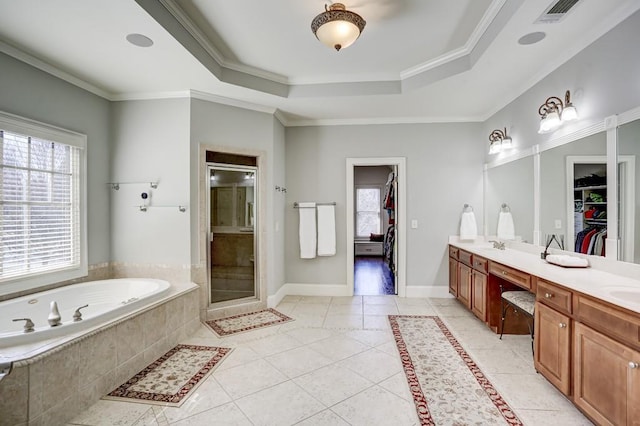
[108,181,158,190]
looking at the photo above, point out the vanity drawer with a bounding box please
[575,295,640,350]
[489,262,531,290]
[449,246,459,259]
[472,255,488,274]
[536,278,572,315]
[459,250,473,267]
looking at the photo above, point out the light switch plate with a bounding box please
[411,219,418,229]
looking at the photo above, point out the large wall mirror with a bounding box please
[540,132,606,255]
[485,156,534,243]
[617,119,639,264]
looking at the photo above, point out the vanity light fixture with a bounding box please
[537,90,578,134]
[311,3,366,51]
[488,128,512,154]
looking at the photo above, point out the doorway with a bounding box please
[207,164,257,304]
[346,157,406,297]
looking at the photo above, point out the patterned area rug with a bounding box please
[205,308,294,337]
[104,344,232,407]
[389,315,523,425]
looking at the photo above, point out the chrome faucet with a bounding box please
[488,240,506,250]
[73,304,89,322]
[12,318,35,333]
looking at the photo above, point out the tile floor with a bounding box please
[69,296,593,426]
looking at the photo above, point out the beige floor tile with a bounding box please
[489,372,576,411]
[69,400,152,426]
[396,305,438,315]
[337,348,402,383]
[214,346,261,372]
[292,302,330,316]
[331,296,363,305]
[246,333,303,357]
[299,296,332,304]
[378,372,413,402]
[213,359,287,399]
[343,329,394,347]
[235,381,325,425]
[515,408,595,425]
[322,314,363,330]
[362,295,398,305]
[470,348,537,374]
[331,385,418,426]
[265,346,333,378]
[327,303,363,314]
[307,335,369,361]
[363,315,392,330]
[169,402,251,425]
[283,327,336,345]
[295,409,350,425]
[161,378,232,423]
[293,364,373,406]
[363,304,399,315]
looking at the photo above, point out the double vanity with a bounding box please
[448,240,640,425]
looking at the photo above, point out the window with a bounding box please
[0,111,86,293]
[356,187,381,238]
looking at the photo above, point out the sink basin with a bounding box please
[600,286,640,303]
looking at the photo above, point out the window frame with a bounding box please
[355,185,383,240]
[0,111,87,296]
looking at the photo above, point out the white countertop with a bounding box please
[449,240,640,315]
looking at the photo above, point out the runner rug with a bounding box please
[388,315,523,425]
[104,344,232,407]
[205,308,294,337]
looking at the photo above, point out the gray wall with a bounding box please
[0,52,111,265]
[110,99,191,264]
[483,9,640,160]
[189,100,284,296]
[285,123,483,289]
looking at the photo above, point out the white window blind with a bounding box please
[356,187,381,237]
[1,129,81,281]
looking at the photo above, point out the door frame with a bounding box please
[346,157,407,297]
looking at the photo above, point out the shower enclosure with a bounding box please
[207,164,257,303]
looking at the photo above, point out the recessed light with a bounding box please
[518,32,546,45]
[126,33,154,48]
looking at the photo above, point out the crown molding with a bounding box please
[283,115,484,127]
[189,90,277,114]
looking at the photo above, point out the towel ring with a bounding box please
[501,203,511,213]
[463,204,474,212]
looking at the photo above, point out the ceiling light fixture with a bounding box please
[311,3,366,51]
[537,90,578,134]
[488,128,512,154]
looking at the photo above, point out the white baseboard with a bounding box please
[267,283,452,307]
[267,283,350,307]
[405,285,453,298]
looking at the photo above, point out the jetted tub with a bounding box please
[0,278,171,349]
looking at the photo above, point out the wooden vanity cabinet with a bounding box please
[470,256,488,322]
[535,302,572,395]
[573,322,640,426]
[457,262,472,309]
[448,247,459,297]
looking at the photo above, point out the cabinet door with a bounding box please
[448,257,458,297]
[574,322,640,426]
[534,302,571,395]
[457,263,471,309]
[471,270,487,322]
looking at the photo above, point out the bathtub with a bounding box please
[0,278,171,349]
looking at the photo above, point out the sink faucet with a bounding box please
[488,240,505,250]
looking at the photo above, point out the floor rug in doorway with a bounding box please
[205,308,294,337]
[104,344,232,407]
[389,315,523,426]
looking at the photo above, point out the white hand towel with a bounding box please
[298,202,317,259]
[459,211,478,240]
[497,211,515,240]
[546,254,589,268]
[317,205,336,256]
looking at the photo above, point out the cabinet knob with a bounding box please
[559,323,567,328]
[502,271,508,275]
[545,293,554,299]
[630,362,639,369]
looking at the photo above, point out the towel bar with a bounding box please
[293,202,336,208]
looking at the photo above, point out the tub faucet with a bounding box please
[488,240,505,250]
[73,304,89,322]
[12,318,35,333]
[48,301,62,327]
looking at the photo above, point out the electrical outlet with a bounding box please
[554,219,562,229]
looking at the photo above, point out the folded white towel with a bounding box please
[459,211,478,240]
[317,205,336,256]
[497,211,515,240]
[546,254,589,268]
[298,202,317,259]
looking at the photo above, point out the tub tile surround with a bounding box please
[0,282,200,426]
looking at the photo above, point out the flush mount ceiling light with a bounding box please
[311,3,366,51]
[537,90,578,134]
[488,128,512,155]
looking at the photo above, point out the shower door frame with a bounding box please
[207,163,259,305]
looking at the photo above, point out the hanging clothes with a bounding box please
[384,224,395,272]
[384,172,395,225]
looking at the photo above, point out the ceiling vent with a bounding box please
[535,0,581,24]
